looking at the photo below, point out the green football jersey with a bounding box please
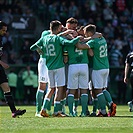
[30,37,46,59]
[86,37,109,70]
[41,30,51,37]
[64,45,89,65]
[30,35,79,70]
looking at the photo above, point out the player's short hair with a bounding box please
[66,17,78,24]
[84,24,96,35]
[77,26,85,32]
[50,20,62,32]
[0,21,7,29]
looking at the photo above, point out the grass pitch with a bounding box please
[0,105,133,133]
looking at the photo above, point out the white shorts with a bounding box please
[92,69,109,89]
[67,64,89,89]
[38,58,49,83]
[48,67,65,88]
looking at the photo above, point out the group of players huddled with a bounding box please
[30,17,117,117]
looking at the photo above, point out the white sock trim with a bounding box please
[45,98,50,101]
[54,101,60,104]
[38,89,44,93]
[68,94,74,97]
[81,93,88,96]
[97,92,103,97]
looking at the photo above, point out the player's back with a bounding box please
[65,45,89,65]
[43,35,64,70]
[89,37,109,70]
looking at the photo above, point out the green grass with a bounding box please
[0,105,133,133]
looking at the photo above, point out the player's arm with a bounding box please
[84,32,102,42]
[30,38,43,53]
[60,36,80,46]
[75,42,90,49]
[58,29,78,38]
[124,63,130,83]
[88,49,94,57]
[0,60,9,69]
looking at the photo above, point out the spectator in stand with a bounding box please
[1,9,13,25]
[59,1,68,25]
[103,4,113,23]
[22,65,34,104]
[2,31,12,55]
[37,0,48,27]
[68,1,79,18]
[109,44,123,67]
[20,40,33,64]
[103,22,114,39]
[8,52,16,64]
[48,1,60,21]
[128,37,133,52]
[115,0,126,17]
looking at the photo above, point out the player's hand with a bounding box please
[36,48,43,55]
[77,35,84,41]
[0,60,9,69]
[124,77,128,84]
[71,30,78,37]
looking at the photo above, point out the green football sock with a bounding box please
[74,99,79,108]
[36,89,44,113]
[103,89,113,106]
[97,93,106,111]
[47,95,54,111]
[54,101,61,113]
[81,94,88,114]
[42,98,50,110]
[92,98,98,113]
[61,98,66,113]
[67,94,74,114]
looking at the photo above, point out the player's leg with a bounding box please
[0,66,26,118]
[52,67,66,117]
[60,64,68,114]
[67,89,77,116]
[1,83,26,117]
[103,88,116,116]
[35,82,47,117]
[47,93,54,115]
[92,70,107,117]
[79,64,89,117]
[35,58,48,117]
[67,64,78,116]
[53,86,66,117]
[128,76,133,112]
[80,89,88,117]
[73,89,79,116]
[60,85,67,114]
[90,88,98,117]
[102,69,116,116]
[40,87,55,117]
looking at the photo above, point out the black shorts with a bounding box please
[0,65,8,84]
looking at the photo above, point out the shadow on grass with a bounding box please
[115,115,133,118]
